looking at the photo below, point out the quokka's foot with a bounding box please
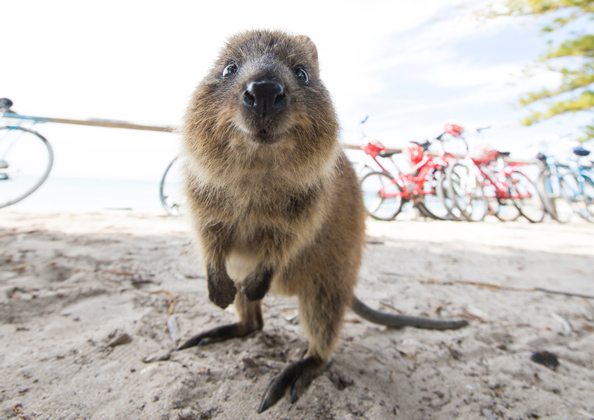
[176,322,261,351]
[258,356,324,413]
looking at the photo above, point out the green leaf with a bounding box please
[544,35,594,58]
[521,90,594,125]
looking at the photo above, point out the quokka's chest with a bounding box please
[199,180,322,223]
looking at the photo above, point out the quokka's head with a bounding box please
[183,30,339,166]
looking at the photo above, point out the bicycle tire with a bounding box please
[566,173,594,223]
[508,171,545,223]
[582,175,594,222]
[436,174,464,221]
[559,172,589,221]
[159,156,186,216]
[536,169,573,223]
[415,202,435,219]
[480,175,520,222]
[446,163,488,222]
[0,126,53,208]
[490,195,520,222]
[360,171,403,221]
[418,169,452,220]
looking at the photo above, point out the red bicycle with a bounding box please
[360,125,461,221]
[446,144,545,222]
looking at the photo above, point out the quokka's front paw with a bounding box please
[241,266,273,302]
[207,266,237,309]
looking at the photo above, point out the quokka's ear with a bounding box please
[295,35,319,63]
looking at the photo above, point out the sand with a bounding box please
[1,210,593,420]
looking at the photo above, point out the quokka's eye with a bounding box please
[223,61,238,78]
[295,68,309,84]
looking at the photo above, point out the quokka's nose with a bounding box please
[242,81,287,119]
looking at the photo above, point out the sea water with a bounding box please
[5,176,166,214]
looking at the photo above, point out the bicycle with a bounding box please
[438,125,492,222]
[360,125,459,221]
[433,123,487,222]
[447,144,545,223]
[0,98,54,209]
[536,147,594,223]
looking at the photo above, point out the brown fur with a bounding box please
[182,29,363,359]
[179,29,466,412]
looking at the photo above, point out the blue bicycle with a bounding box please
[536,147,594,223]
[0,98,54,208]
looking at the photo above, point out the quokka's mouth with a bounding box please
[252,128,279,144]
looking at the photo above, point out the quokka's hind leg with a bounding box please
[259,282,349,412]
[259,354,325,413]
[176,292,263,350]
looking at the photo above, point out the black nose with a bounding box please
[242,81,286,119]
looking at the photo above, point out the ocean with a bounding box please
[3,176,170,214]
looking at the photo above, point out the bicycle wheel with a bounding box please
[436,174,464,221]
[446,163,488,222]
[536,170,573,223]
[159,156,186,216]
[0,126,53,208]
[564,173,594,223]
[582,175,594,222]
[360,171,403,220]
[418,169,452,220]
[489,193,521,222]
[508,171,545,223]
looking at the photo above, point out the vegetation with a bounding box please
[485,0,594,141]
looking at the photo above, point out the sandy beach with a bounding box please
[1,210,593,420]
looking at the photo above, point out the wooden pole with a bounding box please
[1,112,537,163]
[43,117,176,133]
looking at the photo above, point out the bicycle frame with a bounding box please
[562,160,593,205]
[474,155,532,200]
[358,140,401,176]
[369,153,398,175]
[377,151,450,200]
[540,155,574,200]
[570,160,593,197]
[540,152,594,199]
[1,112,48,125]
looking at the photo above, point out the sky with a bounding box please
[1,0,593,183]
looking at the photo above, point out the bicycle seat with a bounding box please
[379,151,400,158]
[573,147,591,157]
[361,140,386,158]
[0,98,13,112]
[410,140,431,150]
[497,151,511,157]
